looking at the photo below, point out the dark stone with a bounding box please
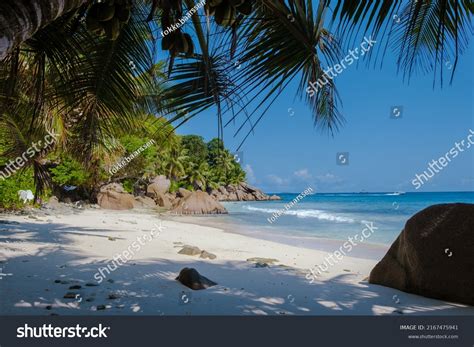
[63,292,79,299]
[175,268,217,290]
[247,257,278,266]
[255,262,268,268]
[0,220,19,225]
[69,285,82,290]
[85,282,99,287]
[369,203,474,306]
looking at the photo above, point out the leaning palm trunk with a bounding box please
[0,0,88,59]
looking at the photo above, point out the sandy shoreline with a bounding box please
[0,208,472,316]
[168,214,389,261]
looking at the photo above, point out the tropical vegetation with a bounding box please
[0,0,472,208]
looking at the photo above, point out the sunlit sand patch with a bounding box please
[317,300,343,311]
[256,297,285,305]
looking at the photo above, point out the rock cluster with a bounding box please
[67,175,279,215]
[208,182,280,201]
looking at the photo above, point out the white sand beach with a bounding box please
[0,208,472,316]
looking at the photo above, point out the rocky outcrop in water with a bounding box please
[208,182,280,201]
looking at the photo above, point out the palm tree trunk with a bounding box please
[0,0,88,59]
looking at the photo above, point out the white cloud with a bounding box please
[244,164,256,184]
[293,168,312,180]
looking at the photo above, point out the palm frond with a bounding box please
[326,0,473,84]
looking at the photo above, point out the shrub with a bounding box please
[50,155,90,187]
[0,168,36,209]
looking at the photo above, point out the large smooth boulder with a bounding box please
[369,203,474,306]
[226,184,238,193]
[133,196,156,209]
[97,184,134,210]
[100,183,125,193]
[176,268,217,290]
[154,192,172,209]
[44,196,61,209]
[150,175,170,193]
[177,188,192,198]
[172,191,227,215]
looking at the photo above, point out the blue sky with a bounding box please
[176,32,474,194]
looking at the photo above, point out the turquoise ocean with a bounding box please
[177,192,474,259]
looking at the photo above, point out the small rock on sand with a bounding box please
[85,282,99,287]
[255,262,268,268]
[0,220,20,225]
[247,257,279,266]
[178,245,201,256]
[176,268,217,290]
[199,250,217,260]
[63,292,79,299]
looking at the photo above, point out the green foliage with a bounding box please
[174,137,246,190]
[0,168,36,209]
[181,135,208,164]
[169,180,180,193]
[116,135,158,178]
[122,178,134,193]
[50,155,91,187]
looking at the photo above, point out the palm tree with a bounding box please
[186,161,210,190]
[324,0,473,85]
[1,0,472,177]
[161,144,189,181]
[0,1,156,192]
[0,0,88,59]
